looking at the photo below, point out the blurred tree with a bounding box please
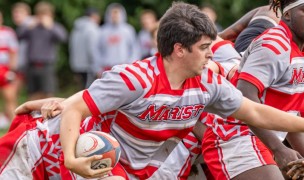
[0,0,268,95]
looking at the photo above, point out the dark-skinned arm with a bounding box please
[218,7,259,41]
[237,79,302,172]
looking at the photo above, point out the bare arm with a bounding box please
[60,91,111,178]
[286,133,304,157]
[15,97,65,115]
[218,7,259,41]
[235,79,302,171]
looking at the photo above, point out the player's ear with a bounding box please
[173,43,185,57]
[283,10,291,21]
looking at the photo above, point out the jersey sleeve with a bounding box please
[238,35,290,93]
[202,68,243,118]
[83,64,144,116]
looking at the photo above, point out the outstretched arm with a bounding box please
[15,97,65,115]
[218,7,259,41]
[235,79,302,174]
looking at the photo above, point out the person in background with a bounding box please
[137,9,158,59]
[0,10,18,127]
[200,3,223,32]
[18,1,67,100]
[69,7,101,89]
[92,3,139,78]
[11,2,35,100]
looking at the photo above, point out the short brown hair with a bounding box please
[157,2,217,57]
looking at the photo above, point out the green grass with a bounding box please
[0,128,8,137]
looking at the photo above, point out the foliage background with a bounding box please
[0,0,268,93]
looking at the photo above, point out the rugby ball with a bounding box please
[75,131,121,169]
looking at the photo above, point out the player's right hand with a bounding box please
[41,100,63,119]
[273,147,302,176]
[286,159,304,179]
[65,155,112,179]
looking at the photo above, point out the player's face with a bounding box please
[290,4,304,43]
[182,36,213,76]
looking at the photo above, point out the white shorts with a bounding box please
[202,128,276,179]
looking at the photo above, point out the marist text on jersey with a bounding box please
[290,67,304,85]
[137,104,205,121]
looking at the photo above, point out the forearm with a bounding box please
[219,7,259,41]
[15,97,65,114]
[60,107,82,167]
[59,91,91,167]
[286,132,304,156]
[249,125,285,152]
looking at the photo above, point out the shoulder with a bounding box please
[252,26,291,56]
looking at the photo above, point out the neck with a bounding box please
[163,56,187,90]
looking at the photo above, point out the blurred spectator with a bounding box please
[0,10,18,126]
[150,25,158,55]
[69,7,100,89]
[11,2,35,102]
[200,3,223,32]
[18,1,67,100]
[92,3,139,78]
[138,9,158,59]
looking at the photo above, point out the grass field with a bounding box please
[0,128,8,137]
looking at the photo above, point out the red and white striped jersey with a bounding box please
[0,26,18,65]
[83,53,243,179]
[238,21,304,140]
[200,40,251,141]
[211,40,241,77]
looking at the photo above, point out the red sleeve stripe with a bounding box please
[217,74,222,84]
[261,43,281,55]
[262,37,288,51]
[125,67,147,89]
[207,68,213,84]
[141,59,156,78]
[213,61,225,76]
[238,72,265,93]
[82,90,101,117]
[119,72,136,91]
[267,32,289,44]
[211,40,234,53]
[271,27,288,38]
[133,62,153,84]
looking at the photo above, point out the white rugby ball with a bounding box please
[75,131,121,169]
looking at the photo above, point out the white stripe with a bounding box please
[215,139,230,179]
[291,57,304,64]
[251,137,266,165]
[283,0,304,13]
[250,15,278,26]
[112,124,163,147]
[270,86,304,94]
[144,89,210,103]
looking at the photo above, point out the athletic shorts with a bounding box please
[0,65,14,88]
[27,62,56,94]
[202,128,276,180]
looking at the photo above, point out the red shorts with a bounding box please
[202,128,276,180]
[0,65,12,87]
